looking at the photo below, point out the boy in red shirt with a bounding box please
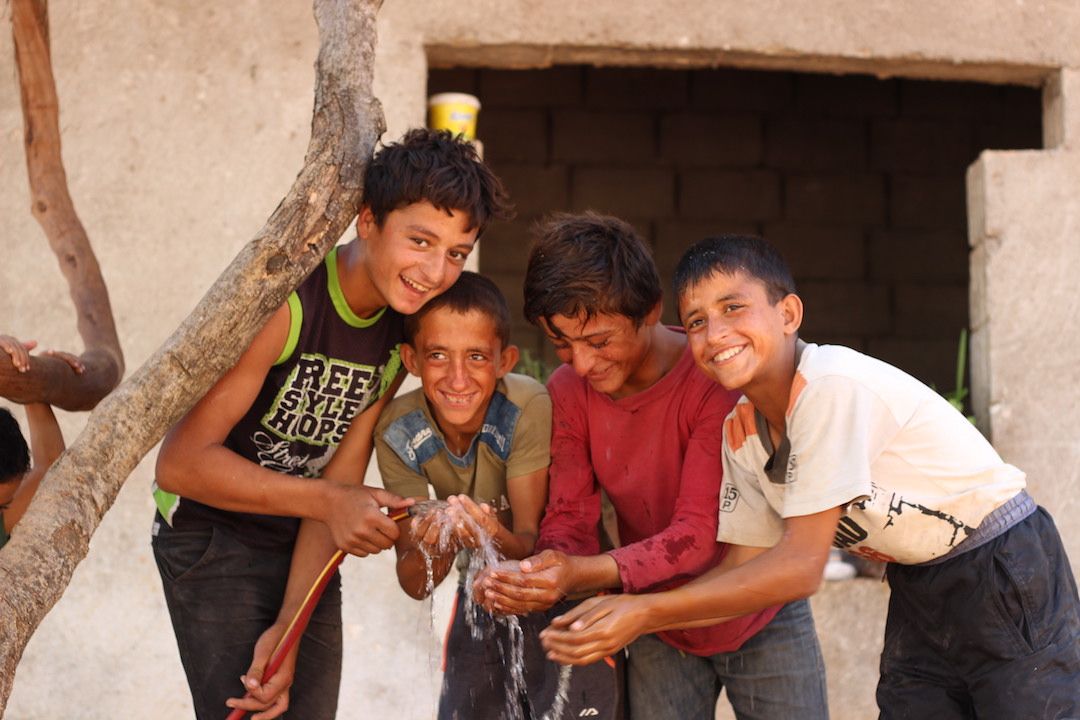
[480,214,827,719]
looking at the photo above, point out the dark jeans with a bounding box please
[879,507,1080,719]
[439,587,625,720]
[626,599,828,720]
[152,519,342,720]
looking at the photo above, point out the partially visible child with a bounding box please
[374,271,619,719]
[1,334,84,547]
[540,234,1080,718]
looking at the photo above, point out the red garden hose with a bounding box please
[224,549,345,720]
[223,505,412,719]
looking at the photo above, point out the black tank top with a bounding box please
[158,246,404,549]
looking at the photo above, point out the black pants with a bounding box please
[439,587,625,720]
[878,507,1080,719]
[152,520,342,720]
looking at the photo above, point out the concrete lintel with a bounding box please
[427,42,1052,86]
[384,0,1080,79]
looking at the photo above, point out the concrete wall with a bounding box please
[449,65,1040,392]
[1,4,455,718]
[1,2,1077,718]
[968,67,1080,562]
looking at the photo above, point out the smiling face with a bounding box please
[402,307,519,446]
[358,201,478,316]
[678,270,802,396]
[541,306,660,399]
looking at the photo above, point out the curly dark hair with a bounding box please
[523,212,661,333]
[673,234,796,305]
[404,271,511,347]
[0,408,30,484]
[362,128,514,237]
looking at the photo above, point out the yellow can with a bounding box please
[427,92,481,141]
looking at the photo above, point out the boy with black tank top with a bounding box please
[152,129,511,719]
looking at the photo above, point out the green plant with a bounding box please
[514,347,554,384]
[940,329,976,424]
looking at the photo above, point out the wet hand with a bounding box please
[410,504,458,553]
[540,594,649,666]
[446,494,500,549]
[471,564,497,605]
[480,549,572,614]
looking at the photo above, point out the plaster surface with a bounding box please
[968,148,1080,569]
[1,2,1076,718]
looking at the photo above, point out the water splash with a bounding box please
[413,500,457,633]
[409,500,572,720]
[540,665,573,720]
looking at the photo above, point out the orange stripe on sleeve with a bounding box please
[786,372,807,417]
[725,402,758,452]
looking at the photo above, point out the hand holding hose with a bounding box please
[322,484,410,556]
[224,621,294,719]
[222,504,413,720]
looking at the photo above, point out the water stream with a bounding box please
[410,500,571,720]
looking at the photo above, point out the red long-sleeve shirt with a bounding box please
[536,344,781,656]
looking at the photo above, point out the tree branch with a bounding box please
[4,0,123,411]
[0,0,386,710]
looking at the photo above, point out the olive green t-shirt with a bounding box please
[374,373,552,530]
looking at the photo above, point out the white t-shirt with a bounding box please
[717,343,1026,565]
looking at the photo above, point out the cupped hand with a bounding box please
[539,593,650,666]
[478,549,572,615]
[446,494,500,549]
[410,503,457,553]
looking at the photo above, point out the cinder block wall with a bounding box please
[430,66,1040,392]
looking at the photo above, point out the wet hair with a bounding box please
[673,234,796,305]
[0,408,30,484]
[523,212,661,333]
[361,128,513,237]
[404,271,511,348]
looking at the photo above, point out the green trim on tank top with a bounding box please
[273,292,304,366]
[378,345,403,399]
[325,246,387,328]
[152,482,180,525]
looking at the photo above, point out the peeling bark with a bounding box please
[0,0,386,711]
[4,0,124,411]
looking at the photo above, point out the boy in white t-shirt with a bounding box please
[538,235,1079,718]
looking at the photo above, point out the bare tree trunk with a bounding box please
[0,0,386,711]
[2,0,124,412]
